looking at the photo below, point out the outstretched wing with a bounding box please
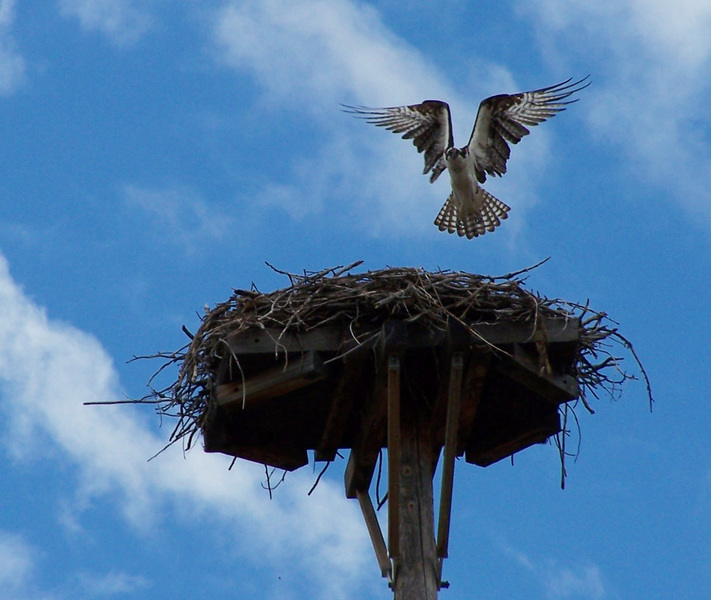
[343,101,453,183]
[468,76,590,183]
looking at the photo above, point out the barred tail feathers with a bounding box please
[434,189,510,239]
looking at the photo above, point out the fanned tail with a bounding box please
[434,189,510,239]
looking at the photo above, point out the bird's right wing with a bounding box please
[343,101,453,183]
[467,76,590,183]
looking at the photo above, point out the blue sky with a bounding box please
[1,1,711,599]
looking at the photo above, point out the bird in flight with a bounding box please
[344,76,589,239]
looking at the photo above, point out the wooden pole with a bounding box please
[393,389,439,600]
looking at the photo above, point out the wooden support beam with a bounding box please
[465,406,561,467]
[226,327,344,354]
[223,317,579,356]
[343,367,388,498]
[456,352,489,455]
[500,344,578,403]
[344,322,408,499]
[356,490,391,580]
[315,348,369,461]
[215,351,327,407]
[431,320,471,448]
[387,354,401,562]
[436,352,463,562]
[205,442,308,471]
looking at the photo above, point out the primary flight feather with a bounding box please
[344,76,590,239]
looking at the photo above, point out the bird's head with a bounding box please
[445,147,467,160]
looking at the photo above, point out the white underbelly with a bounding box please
[447,166,482,211]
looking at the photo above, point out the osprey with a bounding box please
[344,76,589,239]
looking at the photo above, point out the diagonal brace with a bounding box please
[436,352,463,562]
[387,353,402,563]
[356,490,392,580]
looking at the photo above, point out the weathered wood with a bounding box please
[356,490,391,579]
[431,320,471,448]
[345,322,408,499]
[204,317,585,595]
[456,353,489,455]
[500,344,578,403]
[465,410,561,467]
[202,403,310,470]
[315,348,369,461]
[223,317,579,355]
[344,367,388,498]
[394,396,438,600]
[436,352,463,561]
[215,351,327,407]
[226,327,345,354]
[205,441,309,471]
[464,366,563,467]
[387,354,402,562]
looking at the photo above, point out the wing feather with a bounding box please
[343,101,453,182]
[468,76,590,182]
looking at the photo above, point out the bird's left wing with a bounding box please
[467,76,590,183]
[343,101,452,183]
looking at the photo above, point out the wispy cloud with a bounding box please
[0,251,373,600]
[519,0,711,227]
[211,0,446,107]
[123,184,231,254]
[58,0,152,45]
[502,542,606,599]
[0,0,26,95]
[0,531,35,595]
[78,570,150,596]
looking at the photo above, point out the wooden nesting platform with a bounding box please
[203,317,579,474]
[202,316,579,598]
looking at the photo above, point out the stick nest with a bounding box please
[138,260,652,461]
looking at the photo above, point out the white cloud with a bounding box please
[256,130,444,237]
[628,0,711,68]
[123,184,231,254]
[502,543,606,599]
[78,570,150,596]
[209,0,554,241]
[58,0,151,45]
[0,0,26,95]
[519,0,711,226]
[0,251,373,600]
[211,0,446,107]
[542,563,605,600]
[0,531,34,594]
